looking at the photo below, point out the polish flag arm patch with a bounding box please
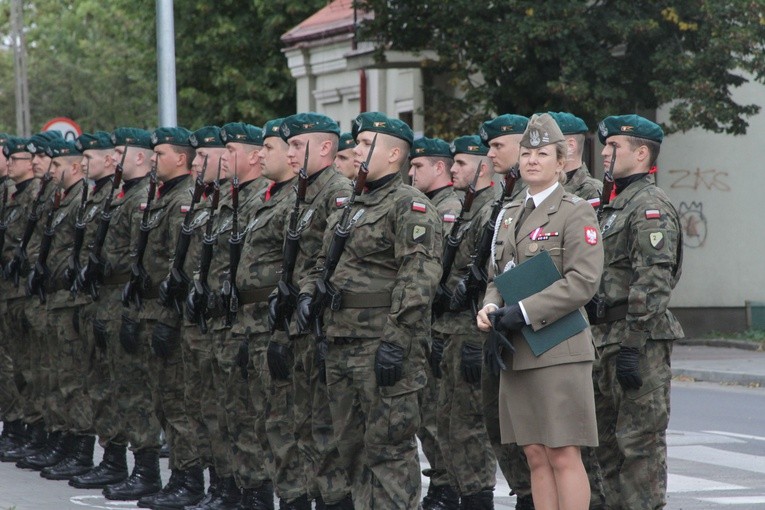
[645,209,661,220]
[181,205,190,213]
[587,197,600,208]
[584,226,598,245]
[411,201,427,213]
[442,213,456,223]
[336,196,349,207]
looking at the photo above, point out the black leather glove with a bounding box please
[460,343,483,384]
[93,319,108,352]
[616,346,643,390]
[158,277,171,308]
[449,278,469,312]
[151,322,179,359]
[431,283,452,319]
[236,338,249,380]
[267,341,292,381]
[185,286,199,323]
[119,314,140,354]
[375,341,404,387]
[490,303,526,333]
[315,338,328,384]
[484,312,515,376]
[429,338,444,379]
[267,292,279,332]
[295,293,312,334]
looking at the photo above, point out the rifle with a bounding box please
[451,163,520,315]
[0,179,9,262]
[596,144,616,222]
[432,158,482,319]
[4,161,54,286]
[159,155,208,316]
[272,141,310,332]
[26,174,65,303]
[77,146,127,300]
[187,159,222,334]
[122,161,158,310]
[306,134,376,340]
[221,167,241,327]
[65,168,90,295]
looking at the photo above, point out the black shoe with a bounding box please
[278,495,310,510]
[41,434,95,480]
[0,420,26,453]
[137,469,184,507]
[514,494,534,510]
[70,442,129,489]
[186,475,240,510]
[16,431,68,470]
[105,448,163,500]
[324,494,354,510]
[460,489,494,510]
[423,484,459,510]
[0,421,46,462]
[239,481,274,510]
[148,466,205,509]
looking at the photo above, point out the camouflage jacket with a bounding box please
[428,185,461,226]
[432,186,495,339]
[564,163,602,202]
[302,173,443,363]
[592,174,684,348]
[1,178,38,299]
[79,176,115,267]
[231,178,295,336]
[46,179,86,309]
[103,176,150,283]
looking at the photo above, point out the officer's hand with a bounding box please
[315,338,328,384]
[295,293,312,334]
[429,338,445,379]
[267,292,279,332]
[616,346,643,390]
[490,303,526,333]
[375,341,404,387]
[461,343,483,384]
[119,314,140,354]
[151,322,179,359]
[236,338,249,380]
[449,278,469,312]
[476,304,497,332]
[267,341,291,381]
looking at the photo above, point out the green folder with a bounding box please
[493,250,588,356]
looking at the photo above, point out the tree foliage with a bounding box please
[359,0,765,138]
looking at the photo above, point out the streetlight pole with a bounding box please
[11,0,30,136]
[156,0,178,127]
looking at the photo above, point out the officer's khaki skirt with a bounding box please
[498,361,598,448]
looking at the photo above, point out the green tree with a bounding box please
[359,0,765,138]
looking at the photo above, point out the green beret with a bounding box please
[0,133,11,146]
[548,112,588,135]
[598,114,664,144]
[221,122,263,146]
[410,137,452,159]
[44,138,81,158]
[352,112,413,145]
[479,114,529,144]
[111,128,152,149]
[450,135,489,156]
[75,131,114,152]
[26,131,64,155]
[151,127,192,148]
[3,137,30,158]
[520,113,565,149]
[338,132,355,151]
[263,118,286,140]
[189,126,225,149]
[279,113,340,142]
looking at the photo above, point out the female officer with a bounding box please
[476,113,603,510]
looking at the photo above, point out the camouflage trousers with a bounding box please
[18,297,47,427]
[0,299,22,422]
[217,329,272,489]
[105,289,161,452]
[255,331,306,503]
[593,339,672,510]
[183,324,231,475]
[45,302,93,434]
[326,337,424,509]
[293,333,351,504]
[481,364,531,499]
[80,299,127,447]
[417,337,450,489]
[437,333,496,495]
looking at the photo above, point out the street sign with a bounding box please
[42,117,82,141]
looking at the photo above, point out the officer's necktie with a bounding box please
[514,198,535,238]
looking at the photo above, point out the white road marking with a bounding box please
[668,473,745,493]
[670,445,765,475]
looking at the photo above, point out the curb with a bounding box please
[672,368,765,387]
[675,338,765,351]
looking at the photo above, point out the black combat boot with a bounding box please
[423,484,459,510]
[460,489,494,510]
[137,469,183,507]
[16,431,68,470]
[239,480,274,510]
[41,434,95,480]
[1,420,46,461]
[278,494,311,510]
[104,448,163,500]
[324,494,354,510]
[0,420,25,452]
[514,494,534,510]
[184,466,219,509]
[70,442,129,488]
[192,476,240,510]
[147,465,205,509]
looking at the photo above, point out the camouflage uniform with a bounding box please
[565,163,601,200]
[233,178,301,502]
[419,185,461,492]
[590,173,683,510]
[286,167,352,505]
[302,173,442,508]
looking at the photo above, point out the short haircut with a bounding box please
[626,136,661,168]
[385,135,411,171]
[311,132,339,158]
[171,145,196,170]
[570,134,586,157]
[426,155,454,173]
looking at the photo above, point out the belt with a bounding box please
[589,303,628,325]
[238,287,274,305]
[338,292,391,309]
